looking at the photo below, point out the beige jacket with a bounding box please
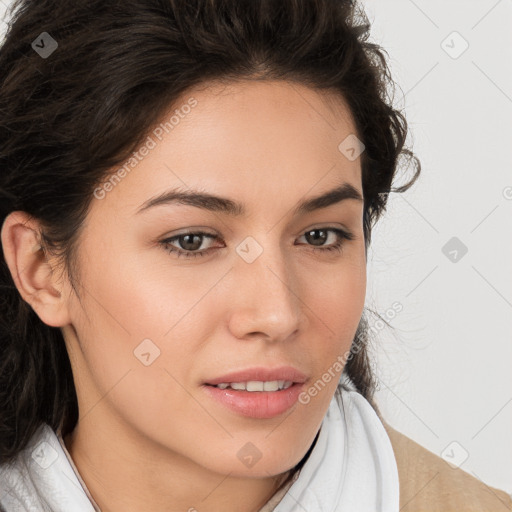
[382,420,512,511]
[258,406,512,512]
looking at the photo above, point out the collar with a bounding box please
[0,389,399,512]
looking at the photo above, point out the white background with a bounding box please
[1,0,511,496]
[362,0,512,496]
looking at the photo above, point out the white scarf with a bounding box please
[0,388,399,512]
[270,388,400,511]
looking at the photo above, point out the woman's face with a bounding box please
[62,79,366,478]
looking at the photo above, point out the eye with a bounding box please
[160,231,220,259]
[159,227,354,259]
[296,227,354,254]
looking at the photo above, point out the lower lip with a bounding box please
[201,383,305,419]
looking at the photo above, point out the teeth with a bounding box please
[213,380,293,391]
[263,381,278,391]
[247,380,264,391]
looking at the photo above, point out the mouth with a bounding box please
[205,380,294,392]
[201,366,308,419]
[203,366,307,388]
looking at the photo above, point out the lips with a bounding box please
[203,366,308,386]
[201,366,309,418]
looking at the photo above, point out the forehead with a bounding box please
[94,79,362,217]
[186,78,358,140]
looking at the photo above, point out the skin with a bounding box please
[1,80,367,512]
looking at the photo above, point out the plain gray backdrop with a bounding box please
[362,0,512,495]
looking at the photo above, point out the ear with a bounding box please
[1,210,72,327]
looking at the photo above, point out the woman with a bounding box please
[0,0,510,511]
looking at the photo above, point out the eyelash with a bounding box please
[159,227,355,259]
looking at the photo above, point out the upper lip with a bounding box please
[204,366,308,385]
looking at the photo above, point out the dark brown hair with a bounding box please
[0,0,420,468]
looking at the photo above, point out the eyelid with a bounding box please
[160,224,352,244]
[159,225,354,259]
[163,230,220,246]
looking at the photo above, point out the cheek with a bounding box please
[67,267,210,443]
[75,240,217,342]
[67,246,218,404]
[306,255,366,335]
[300,257,366,394]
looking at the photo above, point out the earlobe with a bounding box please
[1,210,72,328]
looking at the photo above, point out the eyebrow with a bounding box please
[136,182,363,217]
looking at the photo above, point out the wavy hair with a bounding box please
[0,0,420,466]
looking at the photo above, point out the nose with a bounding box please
[227,242,305,343]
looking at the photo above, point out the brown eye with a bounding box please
[160,231,220,258]
[176,233,205,251]
[298,227,354,253]
[160,227,354,260]
[304,229,329,246]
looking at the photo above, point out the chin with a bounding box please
[195,442,303,479]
